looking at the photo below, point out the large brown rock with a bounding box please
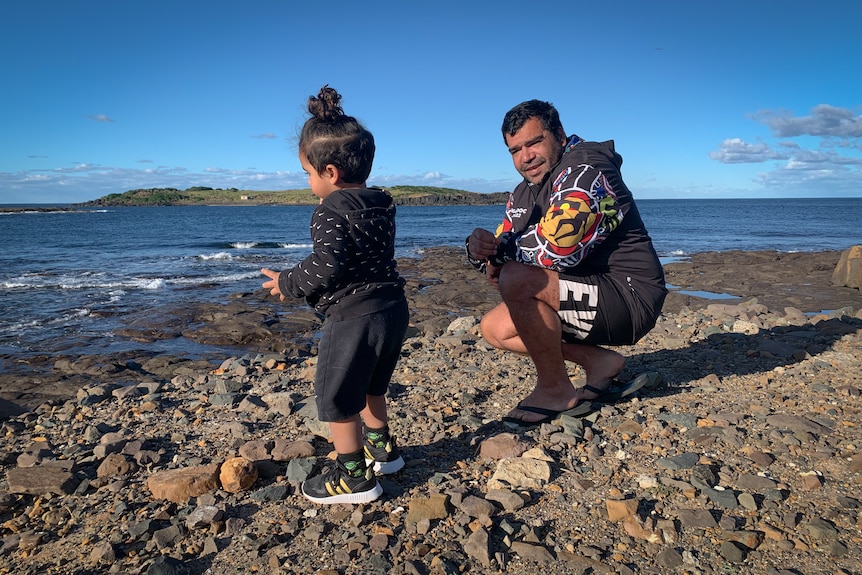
[219,457,258,493]
[147,463,220,503]
[832,245,862,289]
[6,462,78,495]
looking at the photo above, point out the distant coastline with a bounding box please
[68,185,509,208]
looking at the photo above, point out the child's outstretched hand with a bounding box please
[261,268,285,301]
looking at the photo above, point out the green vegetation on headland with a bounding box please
[74,186,509,207]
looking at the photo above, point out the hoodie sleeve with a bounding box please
[277,203,346,303]
[497,156,625,271]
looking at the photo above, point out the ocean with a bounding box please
[1,198,861,364]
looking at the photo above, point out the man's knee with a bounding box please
[479,305,511,348]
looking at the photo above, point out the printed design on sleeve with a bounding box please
[494,193,516,237]
[515,165,623,270]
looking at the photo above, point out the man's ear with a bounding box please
[323,164,341,184]
[556,127,567,143]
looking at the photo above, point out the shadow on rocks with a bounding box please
[619,315,860,398]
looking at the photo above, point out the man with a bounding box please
[466,99,666,427]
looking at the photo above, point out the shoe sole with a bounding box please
[366,455,405,474]
[301,482,383,505]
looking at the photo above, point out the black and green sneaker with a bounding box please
[301,458,382,505]
[363,426,405,474]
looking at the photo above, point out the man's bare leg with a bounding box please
[481,263,625,422]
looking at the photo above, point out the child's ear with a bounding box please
[323,164,341,183]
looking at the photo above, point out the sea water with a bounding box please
[1,198,860,362]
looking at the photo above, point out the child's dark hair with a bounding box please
[300,85,375,184]
[501,99,564,144]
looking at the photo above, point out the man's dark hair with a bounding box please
[501,99,564,144]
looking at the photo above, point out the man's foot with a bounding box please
[363,427,405,474]
[502,400,597,428]
[301,459,382,505]
[576,374,648,404]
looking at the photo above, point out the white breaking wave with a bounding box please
[199,252,234,260]
[170,270,261,285]
[231,242,258,249]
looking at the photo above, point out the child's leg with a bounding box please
[361,394,404,474]
[361,395,388,429]
[329,414,363,454]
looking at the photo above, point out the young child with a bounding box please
[261,85,408,504]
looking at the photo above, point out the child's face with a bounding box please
[300,154,339,200]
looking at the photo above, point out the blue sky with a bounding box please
[2,1,860,204]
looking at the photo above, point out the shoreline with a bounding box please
[1,247,861,411]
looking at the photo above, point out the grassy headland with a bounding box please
[74,186,509,207]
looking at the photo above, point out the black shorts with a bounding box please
[314,299,409,422]
[557,271,657,346]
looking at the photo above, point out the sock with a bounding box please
[364,425,390,449]
[336,450,367,479]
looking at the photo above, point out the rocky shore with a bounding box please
[1,247,861,575]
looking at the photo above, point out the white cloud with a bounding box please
[710,104,862,196]
[709,138,787,164]
[251,133,278,139]
[754,104,862,139]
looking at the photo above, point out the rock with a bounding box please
[832,245,862,289]
[478,433,529,460]
[805,517,839,539]
[656,452,699,470]
[485,488,526,512]
[406,493,451,523]
[271,439,315,461]
[147,463,220,503]
[6,463,78,495]
[186,505,224,529]
[219,457,258,492]
[89,541,116,565]
[509,541,555,563]
[655,547,684,568]
[606,498,639,521]
[457,495,497,519]
[464,527,492,567]
[487,457,551,490]
[238,440,273,461]
[677,508,718,529]
[97,453,137,478]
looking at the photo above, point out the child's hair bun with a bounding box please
[308,85,344,122]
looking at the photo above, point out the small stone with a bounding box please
[606,498,639,521]
[406,493,451,523]
[718,541,746,562]
[655,547,684,568]
[464,527,492,567]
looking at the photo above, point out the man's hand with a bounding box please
[261,268,285,301]
[467,228,500,261]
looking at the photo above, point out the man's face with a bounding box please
[505,117,566,185]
